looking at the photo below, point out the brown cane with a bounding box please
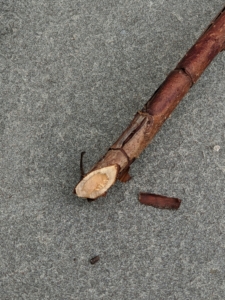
[75,6,225,199]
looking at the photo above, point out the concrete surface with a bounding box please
[1,1,225,299]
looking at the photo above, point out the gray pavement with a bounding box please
[1,1,225,299]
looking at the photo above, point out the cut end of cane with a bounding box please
[75,165,119,199]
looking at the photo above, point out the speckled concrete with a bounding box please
[1,1,225,299]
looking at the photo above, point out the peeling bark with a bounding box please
[139,193,181,209]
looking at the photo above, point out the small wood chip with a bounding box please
[90,256,100,265]
[139,193,181,209]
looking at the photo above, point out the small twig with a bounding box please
[79,151,86,180]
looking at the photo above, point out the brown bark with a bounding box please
[139,193,181,209]
[75,6,225,199]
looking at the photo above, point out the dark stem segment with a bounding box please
[75,5,225,199]
[139,193,181,209]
